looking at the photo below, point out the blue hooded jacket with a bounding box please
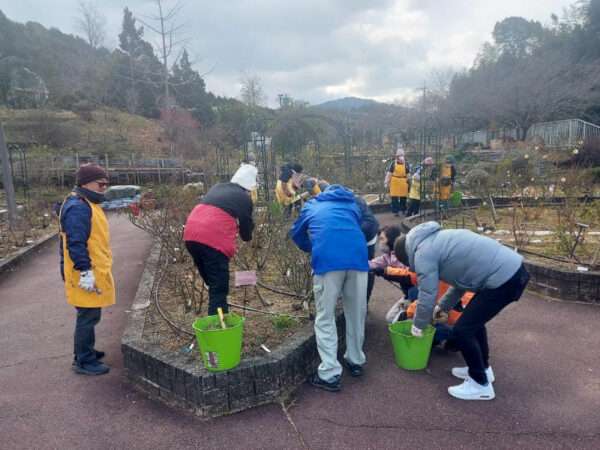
[290,185,369,275]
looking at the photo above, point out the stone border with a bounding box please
[0,231,58,280]
[122,244,344,418]
[399,208,600,304]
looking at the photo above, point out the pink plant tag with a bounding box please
[235,271,257,287]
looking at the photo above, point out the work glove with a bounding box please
[79,270,97,292]
[433,305,448,324]
[411,324,423,338]
[371,267,385,277]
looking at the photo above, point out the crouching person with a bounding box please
[394,221,529,400]
[290,185,369,392]
[60,164,114,375]
[184,164,257,315]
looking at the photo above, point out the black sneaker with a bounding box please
[308,373,341,392]
[344,360,364,377]
[72,350,105,366]
[73,361,110,376]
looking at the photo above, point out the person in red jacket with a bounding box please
[184,164,257,315]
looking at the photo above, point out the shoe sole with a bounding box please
[309,380,341,392]
[448,391,496,401]
[447,389,495,401]
[72,366,110,376]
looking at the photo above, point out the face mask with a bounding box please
[379,243,390,254]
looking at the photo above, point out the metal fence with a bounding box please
[526,119,600,148]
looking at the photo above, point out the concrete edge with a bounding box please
[0,231,59,281]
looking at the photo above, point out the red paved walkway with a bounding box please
[1,213,599,449]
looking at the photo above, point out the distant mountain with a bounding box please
[315,97,385,111]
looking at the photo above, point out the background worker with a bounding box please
[290,184,369,392]
[184,164,257,315]
[433,155,457,210]
[406,157,433,217]
[59,164,114,376]
[394,221,529,401]
[275,162,303,212]
[385,147,410,216]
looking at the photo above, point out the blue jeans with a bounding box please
[74,307,102,365]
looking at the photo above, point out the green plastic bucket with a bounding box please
[388,320,435,370]
[192,313,245,372]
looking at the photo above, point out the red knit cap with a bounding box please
[76,164,108,186]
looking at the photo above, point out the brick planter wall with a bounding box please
[122,245,344,418]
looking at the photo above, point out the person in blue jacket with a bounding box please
[290,184,369,392]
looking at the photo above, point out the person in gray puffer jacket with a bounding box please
[394,221,529,401]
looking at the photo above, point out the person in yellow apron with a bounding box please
[275,162,303,214]
[59,164,115,376]
[406,157,434,217]
[433,155,457,206]
[302,177,330,198]
[385,148,410,216]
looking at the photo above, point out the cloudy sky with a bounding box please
[2,0,574,106]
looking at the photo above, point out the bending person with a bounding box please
[184,164,257,315]
[394,221,529,400]
[290,185,369,392]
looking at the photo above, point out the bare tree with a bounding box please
[136,0,189,107]
[240,74,266,108]
[75,1,106,49]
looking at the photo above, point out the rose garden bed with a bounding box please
[121,189,343,418]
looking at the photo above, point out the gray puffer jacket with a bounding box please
[406,221,523,330]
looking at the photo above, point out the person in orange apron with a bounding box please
[59,164,114,376]
[384,147,410,216]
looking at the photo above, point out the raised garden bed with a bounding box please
[122,245,343,418]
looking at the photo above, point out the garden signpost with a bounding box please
[0,123,18,230]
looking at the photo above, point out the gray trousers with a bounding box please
[313,270,368,381]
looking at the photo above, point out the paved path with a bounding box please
[1,213,600,449]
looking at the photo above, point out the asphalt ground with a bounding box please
[1,213,599,449]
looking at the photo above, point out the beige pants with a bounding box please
[313,270,368,381]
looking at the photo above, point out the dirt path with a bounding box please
[1,212,599,449]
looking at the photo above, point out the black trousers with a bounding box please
[390,197,407,214]
[366,244,376,303]
[186,241,230,315]
[451,265,530,385]
[74,307,102,365]
[406,199,420,216]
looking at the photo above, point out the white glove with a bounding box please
[433,305,442,316]
[411,324,423,338]
[79,270,96,292]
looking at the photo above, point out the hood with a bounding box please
[405,221,441,268]
[231,163,258,191]
[317,184,356,203]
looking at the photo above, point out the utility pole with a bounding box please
[0,124,18,229]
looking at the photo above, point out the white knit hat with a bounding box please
[231,163,258,191]
[396,147,405,157]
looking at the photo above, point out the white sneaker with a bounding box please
[451,366,495,383]
[448,376,495,400]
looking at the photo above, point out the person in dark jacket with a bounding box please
[354,195,380,302]
[184,164,257,315]
[394,221,529,400]
[59,164,114,376]
[290,185,369,392]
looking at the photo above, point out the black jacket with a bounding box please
[201,182,254,241]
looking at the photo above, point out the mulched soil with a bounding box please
[142,259,311,359]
